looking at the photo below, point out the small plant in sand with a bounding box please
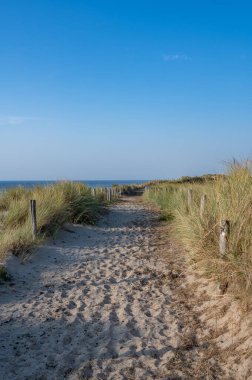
[0,266,11,282]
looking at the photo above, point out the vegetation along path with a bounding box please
[0,197,225,380]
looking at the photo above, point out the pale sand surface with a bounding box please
[0,198,225,379]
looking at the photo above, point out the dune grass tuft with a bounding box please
[0,182,105,260]
[0,265,11,281]
[144,161,252,304]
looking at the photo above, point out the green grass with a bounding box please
[144,162,252,304]
[113,184,145,196]
[0,266,11,282]
[0,182,106,260]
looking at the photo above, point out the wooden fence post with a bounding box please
[200,194,207,218]
[107,188,111,202]
[30,200,37,241]
[219,220,230,255]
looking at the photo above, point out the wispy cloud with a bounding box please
[163,54,191,61]
[0,116,37,126]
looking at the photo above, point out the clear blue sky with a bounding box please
[0,0,251,180]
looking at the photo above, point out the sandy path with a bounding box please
[0,198,223,380]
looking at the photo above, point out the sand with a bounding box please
[0,198,226,379]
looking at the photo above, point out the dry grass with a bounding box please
[0,182,105,261]
[144,161,252,304]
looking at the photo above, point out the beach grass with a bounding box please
[144,161,252,304]
[0,182,105,261]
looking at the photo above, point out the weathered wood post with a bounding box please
[107,187,111,202]
[30,200,37,241]
[219,220,230,255]
[91,187,95,196]
[187,188,193,211]
[200,194,207,218]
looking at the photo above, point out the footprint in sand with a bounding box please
[0,198,224,380]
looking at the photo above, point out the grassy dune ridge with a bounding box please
[144,162,252,304]
[0,182,106,263]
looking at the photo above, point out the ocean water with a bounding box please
[0,180,148,191]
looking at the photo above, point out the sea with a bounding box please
[0,180,148,191]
